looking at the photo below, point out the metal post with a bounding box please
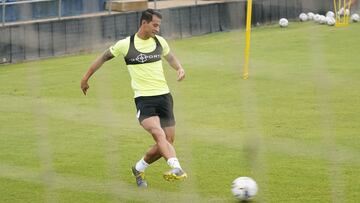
[58,0,62,20]
[243,0,253,79]
[108,0,112,15]
[195,0,198,6]
[2,0,5,26]
[154,0,157,9]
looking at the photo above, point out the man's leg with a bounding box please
[143,126,175,164]
[132,116,173,187]
[141,117,186,181]
[141,116,176,160]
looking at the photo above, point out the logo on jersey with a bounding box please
[130,53,161,63]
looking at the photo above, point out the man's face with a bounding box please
[143,15,161,37]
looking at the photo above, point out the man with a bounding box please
[80,9,187,188]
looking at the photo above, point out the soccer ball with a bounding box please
[351,13,359,22]
[307,12,315,20]
[314,14,321,23]
[299,13,308,21]
[279,18,289,27]
[326,11,335,18]
[231,177,258,201]
[326,16,336,26]
[319,15,327,24]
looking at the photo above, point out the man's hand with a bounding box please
[164,52,185,81]
[80,79,89,95]
[177,68,185,81]
[80,49,114,96]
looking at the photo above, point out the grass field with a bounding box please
[1,21,360,203]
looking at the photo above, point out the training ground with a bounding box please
[0,22,359,202]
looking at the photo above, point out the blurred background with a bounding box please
[0,0,359,64]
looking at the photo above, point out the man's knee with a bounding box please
[148,127,162,136]
[146,126,167,141]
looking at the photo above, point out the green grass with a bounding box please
[1,22,360,202]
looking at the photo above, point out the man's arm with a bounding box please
[164,51,185,81]
[80,49,114,95]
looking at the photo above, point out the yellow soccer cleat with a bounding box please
[163,168,187,182]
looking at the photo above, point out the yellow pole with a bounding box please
[343,0,346,23]
[346,0,351,24]
[243,0,252,80]
[333,0,338,22]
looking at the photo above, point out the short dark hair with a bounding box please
[140,9,162,25]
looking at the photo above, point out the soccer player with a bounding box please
[80,9,187,187]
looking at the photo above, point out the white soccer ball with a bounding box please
[319,15,327,24]
[299,13,308,21]
[231,177,258,201]
[326,11,335,18]
[279,18,289,27]
[307,12,315,20]
[351,13,360,22]
[314,14,321,23]
[326,16,336,26]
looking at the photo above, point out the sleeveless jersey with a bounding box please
[109,34,170,97]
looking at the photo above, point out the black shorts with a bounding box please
[134,93,175,127]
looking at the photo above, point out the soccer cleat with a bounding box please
[163,168,187,182]
[131,166,147,187]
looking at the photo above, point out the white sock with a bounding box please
[167,157,182,169]
[135,158,149,172]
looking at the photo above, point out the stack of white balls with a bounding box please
[305,12,334,25]
[279,9,359,28]
[325,11,336,26]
